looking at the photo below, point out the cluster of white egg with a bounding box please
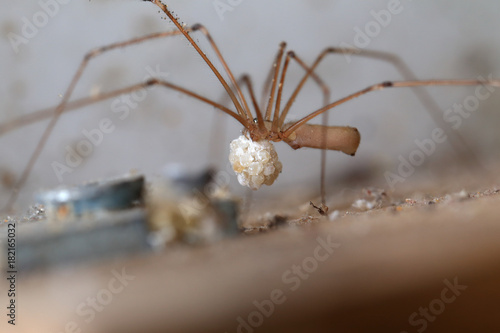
[229,135,282,190]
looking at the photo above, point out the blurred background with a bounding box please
[1,0,500,212]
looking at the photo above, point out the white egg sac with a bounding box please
[229,135,282,190]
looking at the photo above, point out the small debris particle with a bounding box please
[268,215,288,228]
[310,201,328,216]
[351,188,390,211]
[329,210,340,221]
[453,189,470,201]
[353,199,376,211]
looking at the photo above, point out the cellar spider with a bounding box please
[2,0,500,215]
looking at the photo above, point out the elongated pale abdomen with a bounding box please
[283,124,361,156]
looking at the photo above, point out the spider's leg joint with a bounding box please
[146,78,159,86]
[191,23,203,31]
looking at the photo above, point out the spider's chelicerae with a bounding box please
[2,0,500,214]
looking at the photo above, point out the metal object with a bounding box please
[36,174,145,222]
[1,170,240,271]
[14,208,150,271]
[0,174,150,271]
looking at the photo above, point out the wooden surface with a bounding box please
[4,171,500,333]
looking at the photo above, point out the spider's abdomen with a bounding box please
[229,135,282,190]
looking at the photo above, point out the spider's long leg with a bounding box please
[283,79,500,136]
[0,30,187,137]
[5,35,183,212]
[1,23,261,136]
[278,48,333,127]
[278,48,473,126]
[256,46,334,208]
[275,52,332,211]
[190,24,252,121]
[260,44,331,127]
[208,74,263,164]
[332,48,486,167]
[218,74,265,131]
[290,55,331,107]
[1,80,245,137]
[271,51,333,130]
[292,55,331,210]
[264,42,287,121]
[273,51,330,212]
[0,73,265,139]
[0,98,90,136]
[2,78,245,212]
[278,47,487,168]
[241,75,266,131]
[271,51,293,133]
[2,28,232,212]
[260,55,276,113]
[3,12,263,211]
[150,0,249,121]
